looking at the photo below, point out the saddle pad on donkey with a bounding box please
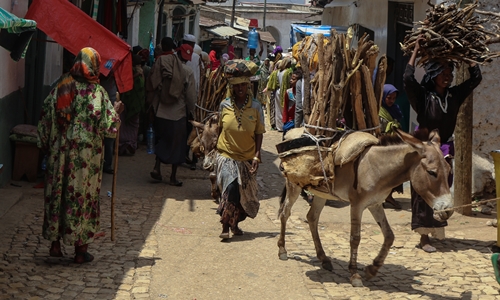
[333,131,379,166]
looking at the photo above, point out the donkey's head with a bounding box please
[190,114,220,171]
[396,128,453,221]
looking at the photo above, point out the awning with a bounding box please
[290,24,348,45]
[207,26,241,37]
[199,16,225,28]
[257,30,276,44]
[26,0,133,93]
[0,7,37,61]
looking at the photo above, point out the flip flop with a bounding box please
[491,253,500,284]
[150,171,162,181]
[169,180,183,187]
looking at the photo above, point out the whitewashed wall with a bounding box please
[0,0,29,97]
[472,0,500,157]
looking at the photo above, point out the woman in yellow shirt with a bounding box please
[216,60,266,239]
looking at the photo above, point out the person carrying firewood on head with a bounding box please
[404,36,482,253]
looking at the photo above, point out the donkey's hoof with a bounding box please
[350,274,364,287]
[322,261,333,272]
[364,265,378,280]
[279,252,288,261]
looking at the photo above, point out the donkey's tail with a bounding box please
[277,185,287,216]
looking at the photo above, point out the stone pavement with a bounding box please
[0,128,499,299]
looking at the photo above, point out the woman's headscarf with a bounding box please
[381,84,403,121]
[421,59,454,89]
[56,47,101,126]
[273,46,283,55]
[224,59,258,98]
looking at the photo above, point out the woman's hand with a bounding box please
[114,101,125,115]
[414,35,425,52]
[250,159,259,174]
[409,35,426,67]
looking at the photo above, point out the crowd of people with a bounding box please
[36,33,484,263]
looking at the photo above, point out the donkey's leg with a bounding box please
[348,205,364,287]
[365,204,394,280]
[278,181,301,260]
[306,197,331,271]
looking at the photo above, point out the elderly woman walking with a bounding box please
[215,59,266,239]
[37,47,123,263]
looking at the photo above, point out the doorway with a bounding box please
[388,2,413,132]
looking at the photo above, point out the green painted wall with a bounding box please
[139,1,156,49]
[0,85,52,188]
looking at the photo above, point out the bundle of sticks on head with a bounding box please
[195,66,227,122]
[296,27,386,142]
[400,0,500,66]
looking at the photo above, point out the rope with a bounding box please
[304,124,381,133]
[300,130,340,195]
[434,197,500,213]
[195,104,216,113]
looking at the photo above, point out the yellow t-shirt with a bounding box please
[217,98,266,161]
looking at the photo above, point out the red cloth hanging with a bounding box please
[25,0,133,93]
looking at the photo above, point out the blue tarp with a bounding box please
[290,24,348,46]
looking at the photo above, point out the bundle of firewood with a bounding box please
[297,28,386,141]
[401,0,500,66]
[195,66,227,122]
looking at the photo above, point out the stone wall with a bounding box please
[473,0,500,159]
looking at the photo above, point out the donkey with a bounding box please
[277,129,454,287]
[190,114,220,200]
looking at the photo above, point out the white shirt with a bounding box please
[186,52,202,95]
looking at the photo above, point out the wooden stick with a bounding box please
[111,93,120,242]
[351,70,366,130]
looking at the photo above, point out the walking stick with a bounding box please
[111,92,120,241]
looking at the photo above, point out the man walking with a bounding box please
[146,37,196,186]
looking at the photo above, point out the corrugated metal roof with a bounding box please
[207,26,241,37]
[190,0,205,5]
[199,15,225,27]
[257,30,276,43]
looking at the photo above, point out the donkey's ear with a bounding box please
[395,128,424,151]
[428,129,441,144]
[190,120,205,129]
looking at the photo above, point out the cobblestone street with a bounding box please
[0,129,499,299]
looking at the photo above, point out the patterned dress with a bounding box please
[38,81,119,247]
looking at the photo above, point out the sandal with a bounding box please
[219,232,230,239]
[169,180,183,187]
[416,243,436,253]
[384,196,402,209]
[49,241,63,257]
[74,252,94,264]
[150,171,162,181]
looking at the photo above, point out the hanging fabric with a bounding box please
[92,0,100,20]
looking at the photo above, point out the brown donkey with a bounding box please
[277,129,454,287]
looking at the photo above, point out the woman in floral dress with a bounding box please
[37,47,124,263]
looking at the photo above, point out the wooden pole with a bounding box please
[111,93,120,241]
[454,62,473,216]
[454,0,474,216]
